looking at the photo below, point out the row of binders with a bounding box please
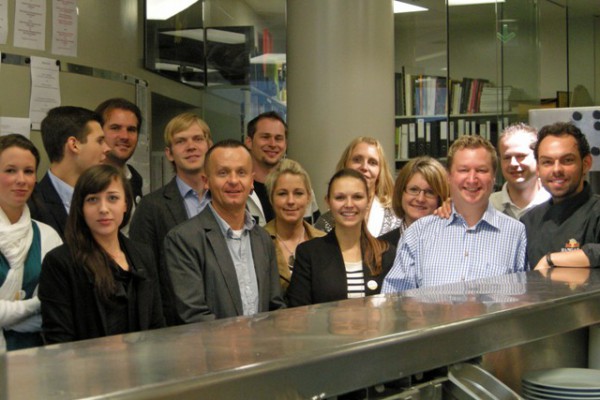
[394,117,512,160]
[395,72,513,117]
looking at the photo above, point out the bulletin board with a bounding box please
[0,53,150,192]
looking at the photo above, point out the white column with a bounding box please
[286,0,395,209]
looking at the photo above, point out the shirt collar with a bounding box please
[175,175,196,198]
[448,202,499,230]
[546,181,592,223]
[48,170,74,211]
[208,202,256,237]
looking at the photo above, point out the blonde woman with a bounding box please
[264,159,325,292]
[315,137,400,236]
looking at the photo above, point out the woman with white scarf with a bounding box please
[0,134,62,351]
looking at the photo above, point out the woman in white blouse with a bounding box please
[0,134,61,351]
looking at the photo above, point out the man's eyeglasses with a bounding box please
[404,186,437,199]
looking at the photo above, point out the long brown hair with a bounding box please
[65,164,133,301]
[326,169,389,276]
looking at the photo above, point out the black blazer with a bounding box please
[127,164,144,205]
[39,235,165,344]
[129,177,188,325]
[28,173,68,240]
[287,230,396,307]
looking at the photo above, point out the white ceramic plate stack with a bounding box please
[522,368,600,400]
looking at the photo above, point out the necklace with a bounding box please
[276,231,304,269]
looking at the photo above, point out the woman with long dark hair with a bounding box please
[287,169,396,306]
[0,134,62,351]
[39,164,164,344]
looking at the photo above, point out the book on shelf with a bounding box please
[412,75,447,116]
[394,73,405,116]
[479,86,512,113]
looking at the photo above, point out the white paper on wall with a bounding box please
[0,117,32,138]
[51,0,77,57]
[0,0,8,44]
[29,56,61,130]
[13,0,46,50]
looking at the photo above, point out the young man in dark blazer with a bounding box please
[129,113,212,325]
[28,106,110,239]
[165,140,286,322]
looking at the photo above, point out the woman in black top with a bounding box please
[39,165,164,344]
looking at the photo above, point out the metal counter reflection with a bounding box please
[5,269,600,399]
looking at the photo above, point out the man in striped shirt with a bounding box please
[382,135,528,292]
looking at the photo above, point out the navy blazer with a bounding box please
[28,173,68,240]
[165,206,286,322]
[129,177,188,325]
[287,230,396,307]
[39,235,165,344]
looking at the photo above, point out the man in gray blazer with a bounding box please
[130,113,212,325]
[165,139,286,322]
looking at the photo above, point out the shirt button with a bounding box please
[464,251,468,257]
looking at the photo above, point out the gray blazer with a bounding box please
[164,206,286,322]
[129,177,189,326]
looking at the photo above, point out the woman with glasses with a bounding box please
[379,157,450,246]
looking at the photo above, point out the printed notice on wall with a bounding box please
[29,56,61,130]
[13,0,46,50]
[0,0,8,44]
[0,117,32,138]
[52,0,77,57]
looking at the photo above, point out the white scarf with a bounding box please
[0,206,34,301]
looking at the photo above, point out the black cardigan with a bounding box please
[39,235,165,344]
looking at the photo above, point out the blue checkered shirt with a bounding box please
[382,203,528,293]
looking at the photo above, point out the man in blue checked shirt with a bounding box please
[382,135,528,293]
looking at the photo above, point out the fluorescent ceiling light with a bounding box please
[394,1,428,13]
[161,29,246,44]
[448,0,505,5]
[250,54,287,64]
[147,0,198,20]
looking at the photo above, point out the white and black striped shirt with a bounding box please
[345,260,365,298]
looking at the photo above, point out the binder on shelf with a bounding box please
[400,124,409,160]
[457,119,466,136]
[416,118,426,156]
[440,120,448,157]
[425,122,432,157]
[395,125,401,159]
[449,120,456,147]
[408,122,417,158]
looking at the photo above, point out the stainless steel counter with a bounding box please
[3,268,600,399]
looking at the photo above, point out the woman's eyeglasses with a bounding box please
[404,186,437,199]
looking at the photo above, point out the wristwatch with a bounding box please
[546,252,555,268]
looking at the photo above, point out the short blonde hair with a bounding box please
[334,136,394,207]
[447,135,498,174]
[265,159,313,203]
[164,112,211,148]
[392,157,449,219]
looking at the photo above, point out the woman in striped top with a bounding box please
[286,169,396,306]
